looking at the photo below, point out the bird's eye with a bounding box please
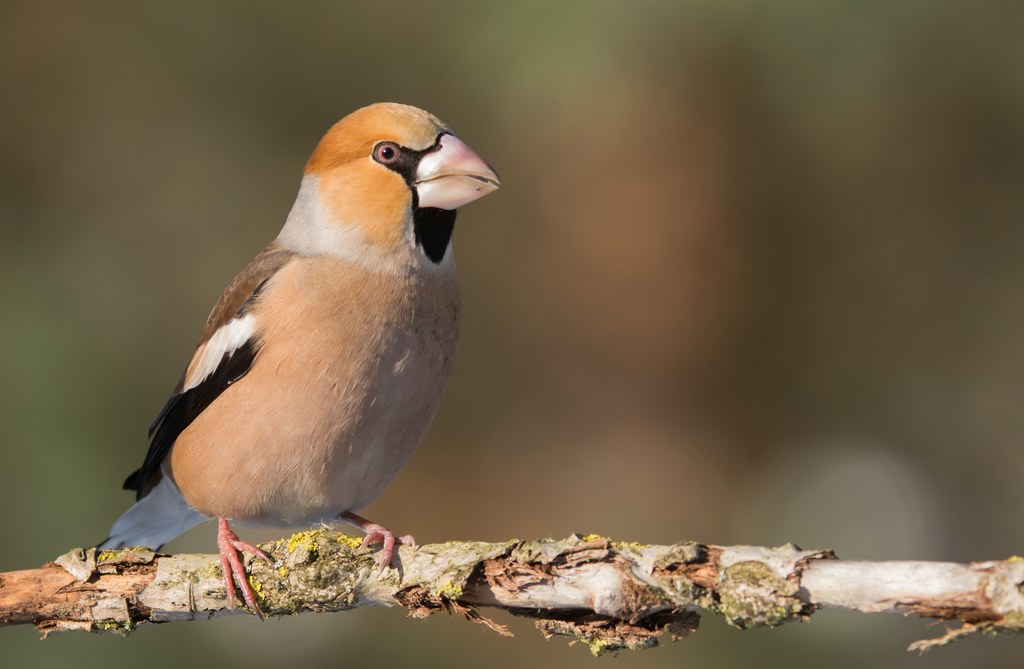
[373,142,400,164]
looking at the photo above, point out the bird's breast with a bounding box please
[168,255,461,525]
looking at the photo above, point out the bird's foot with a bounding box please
[340,511,415,573]
[217,517,273,618]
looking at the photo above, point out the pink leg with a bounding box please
[340,511,415,572]
[217,517,273,618]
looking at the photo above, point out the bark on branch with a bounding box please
[1,531,1021,655]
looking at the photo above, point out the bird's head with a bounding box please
[278,103,500,268]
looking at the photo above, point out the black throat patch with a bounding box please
[413,207,456,264]
[376,134,457,265]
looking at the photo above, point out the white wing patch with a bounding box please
[182,314,258,392]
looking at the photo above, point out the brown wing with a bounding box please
[123,242,295,499]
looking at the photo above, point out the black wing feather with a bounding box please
[123,339,259,499]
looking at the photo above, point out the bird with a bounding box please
[98,102,500,617]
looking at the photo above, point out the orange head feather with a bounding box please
[278,103,498,265]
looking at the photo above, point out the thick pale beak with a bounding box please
[415,133,500,210]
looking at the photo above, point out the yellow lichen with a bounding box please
[93,619,133,636]
[611,541,650,550]
[96,550,119,562]
[277,565,288,577]
[248,574,264,599]
[586,638,614,657]
[435,580,464,599]
[579,533,605,542]
[287,529,326,554]
[199,562,224,581]
[336,533,363,549]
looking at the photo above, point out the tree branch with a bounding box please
[1,531,1021,654]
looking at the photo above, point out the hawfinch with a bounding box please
[98,103,500,616]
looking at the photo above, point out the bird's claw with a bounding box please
[217,518,271,618]
[341,511,415,574]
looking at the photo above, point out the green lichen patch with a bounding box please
[657,575,703,605]
[91,619,134,637]
[195,561,224,582]
[510,535,612,566]
[994,611,1024,632]
[245,532,366,616]
[652,542,704,570]
[408,540,515,600]
[642,543,712,606]
[714,561,808,629]
[510,537,574,564]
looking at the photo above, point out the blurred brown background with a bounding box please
[1,1,1022,667]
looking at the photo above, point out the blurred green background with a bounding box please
[2,1,1022,667]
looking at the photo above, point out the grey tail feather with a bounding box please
[98,476,207,550]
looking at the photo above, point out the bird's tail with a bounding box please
[98,476,207,550]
